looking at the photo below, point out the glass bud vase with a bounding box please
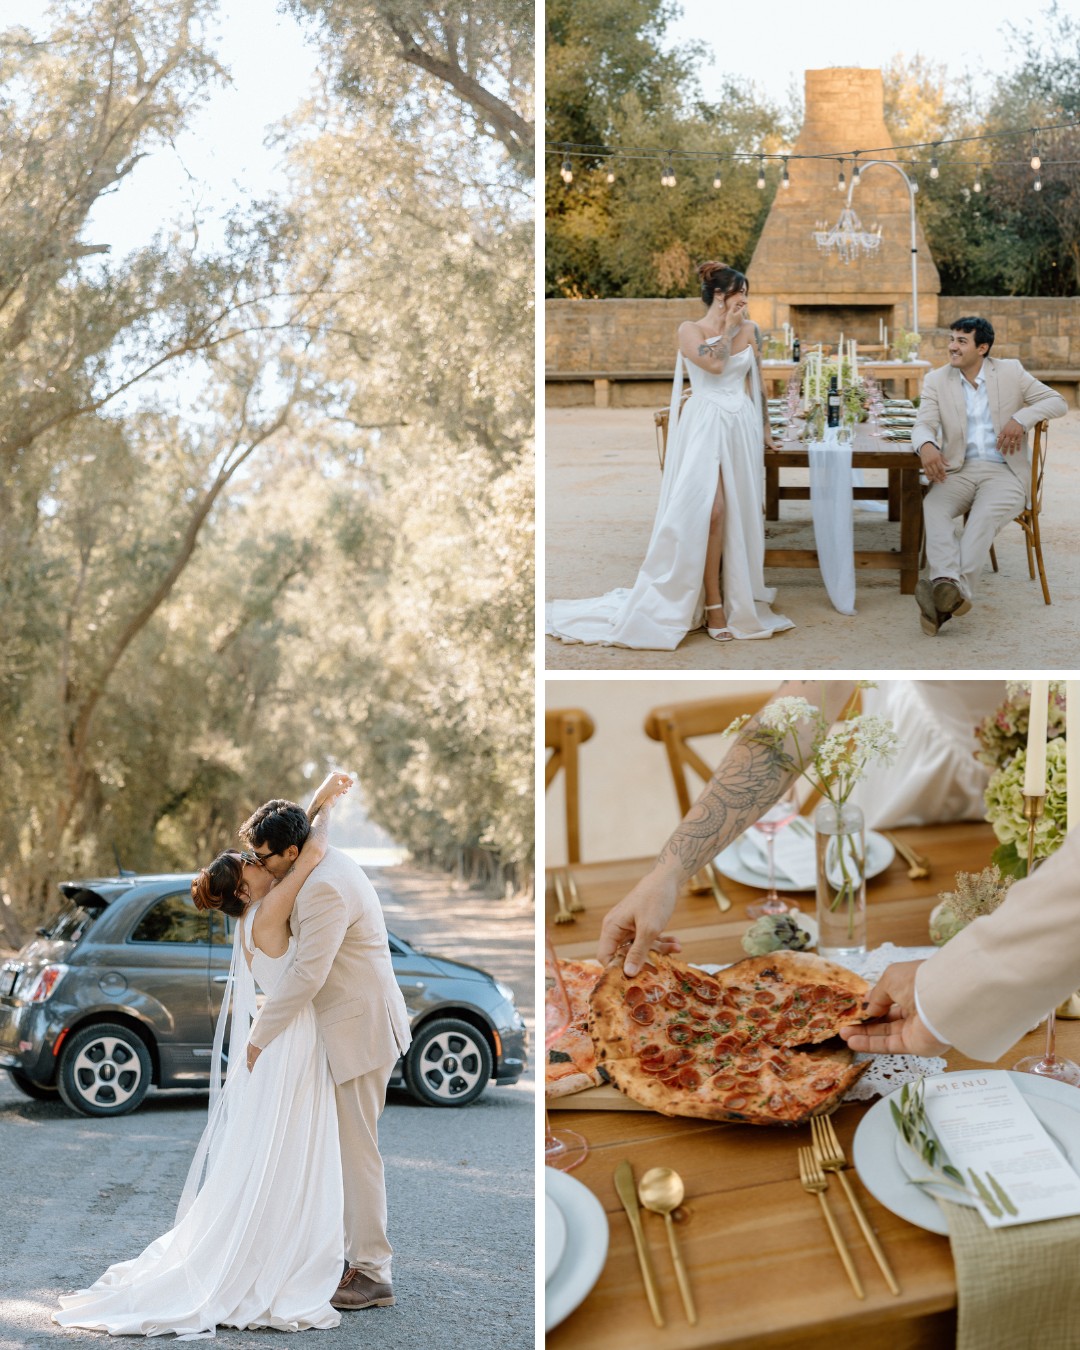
[814,799,868,959]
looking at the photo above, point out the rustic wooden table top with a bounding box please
[545,823,1080,1350]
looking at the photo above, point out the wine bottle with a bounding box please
[792,336,801,362]
[827,375,840,428]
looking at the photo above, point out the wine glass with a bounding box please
[782,377,802,442]
[545,939,588,1171]
[746,790,801,918]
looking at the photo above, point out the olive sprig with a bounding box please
[890,1078,1017,1217]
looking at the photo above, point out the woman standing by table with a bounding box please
[545,263,795,650]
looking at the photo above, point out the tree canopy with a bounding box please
[546,2,1080,297]
[0,0,533,940]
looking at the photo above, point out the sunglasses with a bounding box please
[237,848,282,867]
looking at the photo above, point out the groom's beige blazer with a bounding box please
[918,827,1080,1061]
[249,845,411,1082]
[911,357,1066,504]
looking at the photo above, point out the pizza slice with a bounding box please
[545,957,605,1099]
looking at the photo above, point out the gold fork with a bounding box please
[797,1147,865,1299]
[811,1115,900,1295]
[884,833,929,880]
[564,867,585,913]
[552,871,575,924]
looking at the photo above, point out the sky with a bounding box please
[664,0,1031,106]
[4,0,320,256]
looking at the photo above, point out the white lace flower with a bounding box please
[757,696,817,733]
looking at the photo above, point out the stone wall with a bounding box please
[546,296,1080,405]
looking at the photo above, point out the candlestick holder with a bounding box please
[1013,795,1080,1083]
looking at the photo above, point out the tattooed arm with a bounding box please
[597,680,856,975]
[752,323,777,451]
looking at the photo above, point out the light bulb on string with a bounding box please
[1034,173,1043,192]
[606,162,616,184]
[973,168,982,193]
[560,154,573,185]
[1031,140,1041,171]
[929,146,939,180]
[781,158,790,189]
[661,155,676,188]
[713,160,722,190]
[837,160,846,191]
[756,156,765,190]
[852,157,861,186]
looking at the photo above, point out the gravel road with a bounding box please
[0,867,535,1350]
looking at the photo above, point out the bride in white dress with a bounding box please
[546,262,794,650]
[54,772,354,1338]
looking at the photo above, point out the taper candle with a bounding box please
[1025,680,1050,796]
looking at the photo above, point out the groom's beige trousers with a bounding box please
[336,1056,398,1282]
[922,459,1025,601]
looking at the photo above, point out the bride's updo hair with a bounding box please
[698,262,748,307]
[191,851,247,918]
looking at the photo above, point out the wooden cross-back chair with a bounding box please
[545,708,595,865]
[989,418,1051,604]
[643,688,863,893]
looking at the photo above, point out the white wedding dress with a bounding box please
[54,907,343,1338]
[546,345,794,649]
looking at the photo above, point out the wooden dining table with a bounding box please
[762,426,923,596]
[545,823,1080,1350]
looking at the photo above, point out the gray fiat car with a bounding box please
[0,873,527,1116]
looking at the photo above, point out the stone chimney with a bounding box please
[748,68,940,344]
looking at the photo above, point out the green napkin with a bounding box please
[940,1199,1080,1350]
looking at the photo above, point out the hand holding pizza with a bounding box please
[597,866,683,976]
[838,960,950,1057]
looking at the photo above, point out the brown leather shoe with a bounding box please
[931,577,972,617]
[331,1266,395,1310]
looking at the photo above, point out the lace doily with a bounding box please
[698,943,947,1102]
[829,943,948,1100]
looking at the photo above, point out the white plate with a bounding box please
[545,1193,568,1283]
[544,1168,609,1332]
[714,830,895,892]
[852,1071,1080,1235]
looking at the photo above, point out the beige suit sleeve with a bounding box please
[1008,363,1067,431]
[916,829,1080,1061]
[248,876,347,1051]
[910,371,943,454]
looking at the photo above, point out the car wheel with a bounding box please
[403,1017,493,1107]
[57,1023,152,1117]
[7,1068,59,1100]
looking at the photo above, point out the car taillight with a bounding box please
[24,965,68,1003]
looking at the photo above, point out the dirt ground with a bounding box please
[544,405,1080,670]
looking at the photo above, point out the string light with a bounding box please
[836,159,845,191]
[1034,173,1043,191]
[560,153,573,185]
[852,157,861,186]
[712,161,722,189]
[606,164,616,183]
[756,155,765,189]
[929,146,940,179]
[781,158,790,189]
[973,170,982,193]
[661,155,676,188]
[1031,140,1042,171]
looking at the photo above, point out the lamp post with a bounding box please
[846,159,919,335]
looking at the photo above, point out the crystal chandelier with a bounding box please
[812,206,882,264]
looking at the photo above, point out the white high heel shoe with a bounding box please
[704,603,733,642]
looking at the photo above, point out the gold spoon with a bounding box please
[638,1167,698,1325]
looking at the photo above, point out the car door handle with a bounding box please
[213,975,230,983]
[403,981,426,991]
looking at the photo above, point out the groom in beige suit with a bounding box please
[842,827,1080,1061]
[240,800,412,1311]
[911,316,1066,635]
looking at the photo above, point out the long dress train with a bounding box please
[54,907,343,1337]
[546,345,794,650]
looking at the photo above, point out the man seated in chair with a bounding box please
[912,316,1066,636]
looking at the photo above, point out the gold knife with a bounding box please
[614,1160,665,1327]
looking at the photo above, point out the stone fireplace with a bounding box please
[747,68,940,344]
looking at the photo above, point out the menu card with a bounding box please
[922,1071,1080,1228]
